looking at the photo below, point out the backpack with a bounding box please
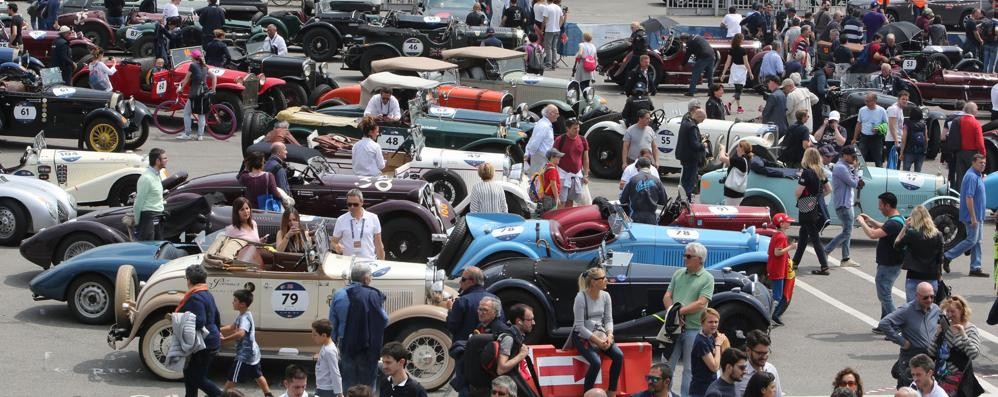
[526,43,545,70]
[855,42,874,65]
[464,332,515,388]
[583,54,597,72]
[907,121,927,155]
[942,114,964,155]
[528,164,556,201]
[89,66,110,91]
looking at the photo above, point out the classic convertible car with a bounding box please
[484,254,773,347]
[166,155,455,262]
[108,228,456,389]
[433,204,772,279]
[228,41,338,108]
[700,152,964,250]
[0,172,77,245]
[0,16,97,64]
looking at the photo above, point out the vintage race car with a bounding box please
[846,0,990,26]
[0,172,77,245]
[5,133,149,206]
[585,111,780,179]
[0,67,152,152]
[316,57,514,113]
[296,7,451,61]
[73,46,287,131]
[342,18,526,76]
[433,204,772,279]
[107,229,456,389]
[484,253,773,347]
[699,152,965,250]
[542,197,776,236]
[227,41,338,108]
[114,14,263,56]
[167,156,455,263]
[60,0,268,22]
[0,16,97,64]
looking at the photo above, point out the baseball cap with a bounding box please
[773,213,796,224]
[828,110,841,121]
[191,49,203,59]
[841,144,858,155]
[546,148,565,159]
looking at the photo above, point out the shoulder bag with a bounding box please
[724,157,749,193]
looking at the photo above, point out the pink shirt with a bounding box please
[224,222,260,243]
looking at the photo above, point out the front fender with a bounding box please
[582,119,625,138]
[711,252,769,273]
[367,199,443,234]
[131,101,153,125]
[454,243,541,277]
[82,19,115,42]
[742,188,787,213]
[487,279,557,333]
[258,77,287,95]
[529,100,573,116]
[116,296,180,350]
[296,21,343,43]
[388,304,448,326]
[73,169,143,204]
[84,108,128,130]
[256,15,290,39]
[921,195,959,209]
[20,220,126,267]
[215,82,245,93]
[712,290,771,322]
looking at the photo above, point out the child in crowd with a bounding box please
[767,213,797,326]
[541,148,564,212]
[220,289,273,396]
[311,319,344,397]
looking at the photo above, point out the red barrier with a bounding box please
[529,342,653,397]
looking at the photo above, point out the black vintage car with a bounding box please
[482,254,774,347]
[228,41,338,107]
[294,6,451,62]
[61,0,269,23]
[0,67,152,152]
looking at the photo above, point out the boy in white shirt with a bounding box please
[220,289,273,396]
[311,319,344,397]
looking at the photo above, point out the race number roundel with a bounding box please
[155,79,168,95]
[707,205,738,216]
[125,28,142,40]
[666,228,699,244]
[657,129,677,153]
[491,225,524,241]
[899,172,925,190]
[13,102,36,123]
[271,281,309,318]
[402,38,424,57]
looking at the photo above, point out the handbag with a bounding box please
[934,278,952,305]
[724,158,749,193]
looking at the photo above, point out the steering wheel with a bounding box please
[660,32,675,55]
[659,197,683,225]
[650,108,666,129]
[383,10,398,27]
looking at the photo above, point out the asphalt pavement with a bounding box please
[0,0,997,396]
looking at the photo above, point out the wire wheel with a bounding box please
[87,121,123,152]
[153,100,185,134]
[269,0,293,5]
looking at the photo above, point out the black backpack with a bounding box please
[942,114,964,155]
[464,332,515,388]
[908,122,927,154]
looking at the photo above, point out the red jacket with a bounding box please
[959,115,986,156]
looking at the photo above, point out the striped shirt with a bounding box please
[468,180,508,213]
[929,322,981,375]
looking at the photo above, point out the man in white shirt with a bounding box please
[619,148,654,193]
[525,104,557,176]
[541,1,563,69]
[735,330,784,397]
[331,189,385,260]
[162,0,180,18]
[264,24,288,56]
[278,364,310,397]
[364,87,401,122]
[885,90,908,169]
[908,354,947,397]
[721,6,743,37]
[351,118,385,176]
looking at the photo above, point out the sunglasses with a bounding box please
[347,202,362,207]
[838,380,857,387]
[684,254,698,259]
[645,375,662,383]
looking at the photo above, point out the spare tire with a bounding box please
[241,110,270,153]
[307,83,333,107]
[597,39,631,61]
[423,169,467,205]
[114,264,137,331]
[434,216,470,276]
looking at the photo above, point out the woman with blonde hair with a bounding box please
[718,140,754,205]
[571,267,622,395]
[468,163,508,213]
[895,205,944,302]
[793,147,832,275]
[930,295,982,395]
[574,32,597,91]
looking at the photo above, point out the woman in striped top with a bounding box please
[930,295,982,394]
[468,163,508,213]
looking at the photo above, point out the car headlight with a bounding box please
[566,86,578,104]
[582,87,594,103]
[302,59,313,79]
[516,103,529,119]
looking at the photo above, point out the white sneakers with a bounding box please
[839,259,861,268]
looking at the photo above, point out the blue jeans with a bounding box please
[573,333,624,391]
[875,265,902,318]
[770,278,786,320]
[341,352,378,390]
[183,99,207,137]
[688,57,716,95]
[983,44,998,73]
[905,278,938,303]
[902,153,925,172]
[945,220,983,271]
[824,206,854,260]
[107,15,125,27]
[668,329,700,397]
[680,162,698,199]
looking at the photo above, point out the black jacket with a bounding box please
[621,94,654,126]
[706,96,725,120]
[621,170,668,224]
[104,0,124,17]
[629,28,648,54]
[204,38,229,67]
[896,229,944,279]
[675,115,705,164]
[342,284,388,359]
[624,66,656,95]
[196,5,226,37]
[49,36,72,69]
[445,285,500,343]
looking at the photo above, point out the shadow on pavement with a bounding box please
[5,269,41,289]
[14,304,106,331]
[806,331,884,343]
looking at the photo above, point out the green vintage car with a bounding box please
[116,14,264,56]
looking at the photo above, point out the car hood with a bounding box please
[2,174,74,212]
[502,71,571,88]
[45,85,115,102]
[173,172,241,192]
[67,240,164,262]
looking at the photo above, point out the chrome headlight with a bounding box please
[302,59,313,79]
[516,103,529,119]
[582,87,594,103]
[566,86,578,104]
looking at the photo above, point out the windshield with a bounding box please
[246,40,269,55]
[424,0,474,8]
[170,46,201,65]
[419,69,460,85]
[839,72,883,90]
[497,59,524,75]
[40,67,64,86]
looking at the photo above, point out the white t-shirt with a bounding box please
[543,3,562,32]
[333,210,382,259]
[735,361,783,397]
[364,95,401,120]
[163,3,179,18]
[722,13,743,37]
[619,160,640,189]
[886,103,904,142]
[265,34,288,56]
[351,137,385,177]
[991,83,998,111]
[533,2,547,23]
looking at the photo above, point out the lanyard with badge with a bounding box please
[351,218,366,249]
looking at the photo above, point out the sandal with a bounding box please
[811,268,830,275]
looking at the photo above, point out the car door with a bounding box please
[0,91,44,138]
[204,268,264,330]
[257,271,320,331]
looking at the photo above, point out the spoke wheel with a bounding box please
[153,100,185,134]
[140,317,183,380]
[86,120,124,152]
[399,324,453,391]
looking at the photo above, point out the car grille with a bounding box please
[57,201,69,223]
[632,248,738,267]
[383,288,416,313]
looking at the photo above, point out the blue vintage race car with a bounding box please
[700,154,964,249]
[432,204,772,279]
[28,240,200,325]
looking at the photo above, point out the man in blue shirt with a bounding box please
[759,44,785,81]
[445,266,499,397]
[823,145,861,268]
[340,263,388,390]
[944,153,990,277]
[862,4,887,43]
[852,92,888,167]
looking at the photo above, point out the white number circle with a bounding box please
[491,225,524,241]
[707,205,738,216]
[423,16,441,23]
[125,28,142,40]
[402,38,424,56]
[666,228,699,242]
[210,67,225,76]
[270,281,310,319]
[657,129,677,154]
[13,103,36,122]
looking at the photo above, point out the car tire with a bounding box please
[382,217,433,262]
[359,46,396,77]
[307,83,333,107]
[212,90,245,135]
[587,127,623,180]
[68,275,115,324]
[114,264,137,331]
[258,87,288,117]
[0,199,28,245]
[397,322,453,391]
[317,98,348,109]
[740,196,781,217]
[84,117,125,152]
[302,29,340,62]
[241,110,270,153]
[929,53,952,70]
[497,289,547,345]
[434,217,469,274]
[125,119,150,150]
[280,81,309,108]
[422,169,467,205]
[716,302,767,348]
[931,204,965,251]
[108,174,140,207]
[132,35,156,58]
[55,233,104,265]
[139,316,183,380]
[505,192,529,218]
[81,22,110,48]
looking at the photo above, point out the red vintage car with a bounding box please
[56,10,161,49]
[0,16,97,64]
[542,198,776,240]
[902,67,998,110]
[72,46,288,128]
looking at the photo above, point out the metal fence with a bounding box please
[662,0,818,16]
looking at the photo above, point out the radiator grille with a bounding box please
[628,247,740,267]
[384,289,416,313]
